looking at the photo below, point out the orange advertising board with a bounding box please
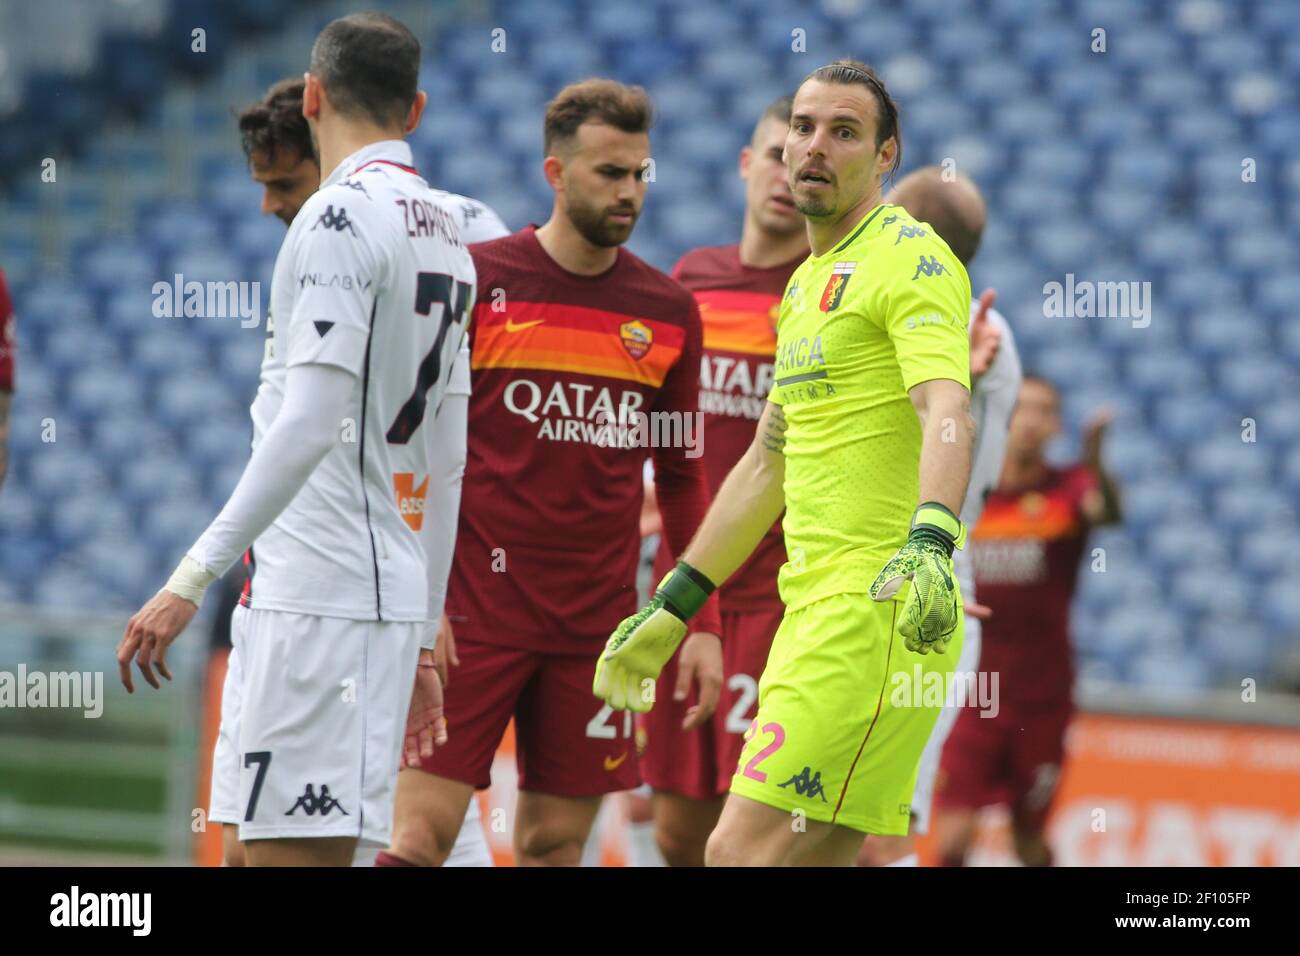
[917,712,1300,866]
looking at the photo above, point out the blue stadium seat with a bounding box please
[1129,651,1213,691]
[1196,618,1274,682]
[1146,522,1230,572]
[1217,355,1294,406]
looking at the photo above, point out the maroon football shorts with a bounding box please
[935,698,1073,832]
[638,605,785,800]
[419,635,639,796]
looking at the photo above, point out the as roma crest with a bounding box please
[819,261,857,312]
[620,319,653,359]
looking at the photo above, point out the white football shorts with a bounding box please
[208,604,421,847]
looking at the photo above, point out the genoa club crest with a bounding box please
[619,319,653,359]
[819,261,857,312]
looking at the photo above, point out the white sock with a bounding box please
[624,819,666,867]
[885,852,919,867]
[444,800,496,867]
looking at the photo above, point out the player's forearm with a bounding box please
[419,392,467,649]
[1089,462,1124,525]
[0,393,10,490]
[915,383,975,514]
[185,364,354,584]
[681,405,786,586]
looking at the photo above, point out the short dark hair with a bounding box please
[798,59,902,179]
[543,78,653,157]
[752,94,793,144]
[309,12,420,129]
[238,78,315,166]
[1021,372,1060,398]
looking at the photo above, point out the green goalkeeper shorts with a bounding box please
[728,589,963,835]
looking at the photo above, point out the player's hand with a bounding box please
[404,649,448,767]
[594,560,716,713]
[968,288,1000,380]
[640,478,663,538]
[117,590,198,692]
[1082,407,1115,468]
[433,612,459,689]
[675,631,722,730]
[870,503,966,656]
[964,600,992,620]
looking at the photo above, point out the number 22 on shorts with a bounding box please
[736,718,785,783]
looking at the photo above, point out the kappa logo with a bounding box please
[819,261,857,312]
[778,766,828,802]
[285,784,348,817]
[619,319,653,359]
[912,255,946,280]
[894,224,928,244]
[881,214,899,227]
[339,179,371,198]
[393,472,430,532]
[311,205,357,236]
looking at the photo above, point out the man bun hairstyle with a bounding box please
[800,58,902,179]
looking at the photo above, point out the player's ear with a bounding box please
[404,91,428,136]
[541,154,564,192]
[876,135,898,179]
[302,72,320,120]
[738,145,753,181]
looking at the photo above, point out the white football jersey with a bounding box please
[954,300,1022,600]
[246,140,476,621]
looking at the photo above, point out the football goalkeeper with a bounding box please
[594,59,975,866]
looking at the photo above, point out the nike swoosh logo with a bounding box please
[505,318,544,333]
[604,752,629,771]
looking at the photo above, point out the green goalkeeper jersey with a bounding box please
[771,202,972,611]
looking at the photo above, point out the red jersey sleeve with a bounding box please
[651,296,721,636]
[0,270,14,393]
[1066,463,1100,528]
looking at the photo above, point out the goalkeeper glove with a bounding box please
[593,560,716,713]
[869,502,966,655]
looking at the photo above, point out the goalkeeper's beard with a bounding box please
[793,188,836,219]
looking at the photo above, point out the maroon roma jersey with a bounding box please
[446,226,721,653]
[969,464,1099,708]
[652,244,802,611]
